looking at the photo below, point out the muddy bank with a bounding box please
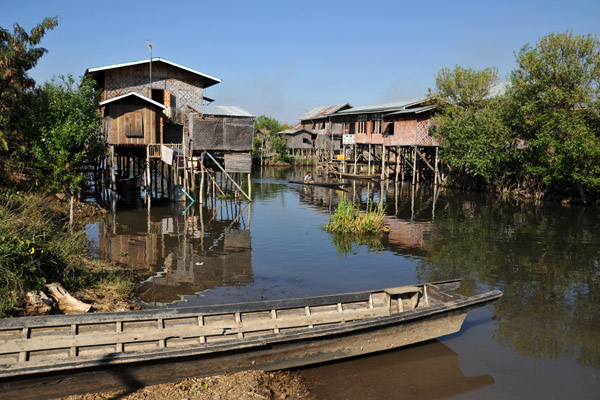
[59,370,312,400]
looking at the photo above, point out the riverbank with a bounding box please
[59,370,312,400]
[0,189,313,399]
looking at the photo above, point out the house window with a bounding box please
[373,114,382,134]
[357,115,367,134]
[152,89,165,105]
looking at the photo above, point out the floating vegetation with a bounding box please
[325,197,385,234]
[325,197,387,256]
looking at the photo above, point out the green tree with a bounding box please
[429,66,517,187]
[253,114,288,161]
[0,17,58,156]
[508,31,600,201]
[31,75,105,224]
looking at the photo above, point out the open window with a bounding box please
[152,89,165,105]
[357,115,367,134]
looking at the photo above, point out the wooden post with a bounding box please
[395,147,400,182]
[247,173,252,200]
[368,144,371,175]
[434,146,440,185]
[412,146,417,185]
[353,143,358,174]
[381,145,386,181]
[199,152,205,204]
[146,145,151,209]
[110,146,116,193]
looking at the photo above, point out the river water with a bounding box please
[87,167,600,399]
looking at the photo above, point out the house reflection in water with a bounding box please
[96,203,253,305]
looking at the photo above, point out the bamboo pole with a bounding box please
[199,152,205,204]
[205,153,251,201]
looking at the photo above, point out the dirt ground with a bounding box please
[59,370,313,400]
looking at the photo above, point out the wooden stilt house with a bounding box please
[330,99,441,183]
[85,58,254,202]
[294,103,352,160]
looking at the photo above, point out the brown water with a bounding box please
[88,167,600,399]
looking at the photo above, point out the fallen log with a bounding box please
[44,282,91,314]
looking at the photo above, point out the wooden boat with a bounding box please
[288,180,350,187]
[0,280,501,398]
[328,171,380,181]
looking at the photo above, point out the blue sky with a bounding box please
[3,0,599,124]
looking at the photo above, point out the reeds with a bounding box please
[325,197,385,235]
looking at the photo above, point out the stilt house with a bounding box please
[329,99,441,183]
[294,103,352,156]
[85,58,254,201]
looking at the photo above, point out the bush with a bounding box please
[0,190,89,316]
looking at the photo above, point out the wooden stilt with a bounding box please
[412,146,417,185]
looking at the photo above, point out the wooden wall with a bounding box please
[353,112,439,147]
[286,132,314,150]
[105,99,158,145]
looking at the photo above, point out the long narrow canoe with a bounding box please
[0,280,501,398]
[288,180,350,187]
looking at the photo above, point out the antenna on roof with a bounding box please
[146,40,156,97]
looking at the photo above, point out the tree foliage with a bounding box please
[31,75,105,195]
[508,31,600,200]
[253,114,289,161]
[0,17,58,153]
[431,32,600,201]
[429,66,517,186]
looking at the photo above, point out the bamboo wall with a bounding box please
[101,63,205,109]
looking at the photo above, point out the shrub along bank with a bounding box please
[0,189,135,317]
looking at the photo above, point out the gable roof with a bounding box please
[99,92,166,109]
[333,98,429,116]
[298,103,351,121]
[86,58,222,88]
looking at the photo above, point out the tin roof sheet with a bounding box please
[298,103,351,121]
[384,105,436,116]
[86,58,222,88]
[187,105,255,117]
[333,98,428,116]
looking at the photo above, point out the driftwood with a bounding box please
[24,291,55,315]
[44,282,91,314]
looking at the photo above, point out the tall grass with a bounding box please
[0,190,90,316]
[325,197,385,235]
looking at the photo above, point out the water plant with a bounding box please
[325,197,385,235]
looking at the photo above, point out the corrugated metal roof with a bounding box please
[333,98,428,115]
[187,105,255,117]
[298,103,351,121]
[279,129,314,135]
[86,58,222,88]
[99,92,166,109]
[384,105,436,117]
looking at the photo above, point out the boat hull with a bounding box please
[0,281,502,399]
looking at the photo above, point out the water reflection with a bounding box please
[91,167,600,380]
[96,201,253,305]
[300,340,495,400]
